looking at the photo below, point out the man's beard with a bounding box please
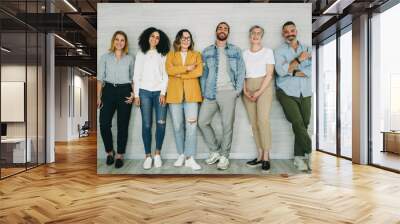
[286,35,296,42]
[217,33,228,41]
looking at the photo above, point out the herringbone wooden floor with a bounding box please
[1,135,400,224]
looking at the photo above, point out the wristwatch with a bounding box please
[292,69,298,77]
[295,57,301,64]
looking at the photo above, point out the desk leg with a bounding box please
[382,133,386,153]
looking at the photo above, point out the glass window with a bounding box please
[27,31,38,169]
[371,3,400,171]
[38,32,46,165]
[0,1,46,179]
[340,29,352,158]
[1,31,28,178]
[318,36,337,154]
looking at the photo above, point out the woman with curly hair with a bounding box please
[133,27,170,170]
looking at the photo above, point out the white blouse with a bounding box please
[133,49,168,97]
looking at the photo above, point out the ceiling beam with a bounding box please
[67,13,97,39]
[55,55,96,72]
[322,0,355,14]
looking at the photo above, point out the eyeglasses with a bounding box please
[251,32,263,36]
[181,37,191,41]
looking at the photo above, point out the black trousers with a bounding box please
[99,83,132,154]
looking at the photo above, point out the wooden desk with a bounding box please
[382,131,400,154]
[1,138,32,163]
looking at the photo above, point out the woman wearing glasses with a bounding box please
[165,29,203,170]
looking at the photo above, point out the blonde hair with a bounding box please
[109,31,129,53]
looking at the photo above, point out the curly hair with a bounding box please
[173,29,194,52]
[138,27,170,56]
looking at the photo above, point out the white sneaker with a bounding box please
[294,156,308,171]
[154,155,162,168]
[174,154,185,167]
[185,157,201,170]
[217,156,229,170]
[205,152,221,165]
[143,157,153,170]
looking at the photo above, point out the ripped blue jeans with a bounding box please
[169,102,199,157]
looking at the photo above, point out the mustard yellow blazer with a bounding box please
[165,50,203,104]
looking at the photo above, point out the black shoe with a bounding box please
[246,158,262,167]
[106,151,115,165]
[262,160,270,172]
[115,158,124,169]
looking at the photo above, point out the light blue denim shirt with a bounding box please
[200,43,246,100]
[274,41,312,97]
[97,52,134,84]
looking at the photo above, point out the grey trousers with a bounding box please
[198,90,238,157]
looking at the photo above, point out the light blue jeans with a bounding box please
[169,102,199,157]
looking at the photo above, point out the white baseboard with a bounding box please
[98,151,293,160]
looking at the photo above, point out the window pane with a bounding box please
[27,31,38,169]
[38,32,46,165]
[318,37,337,154]
[340,29,352,158]
[371,3,400,171]
[1,31,28,178]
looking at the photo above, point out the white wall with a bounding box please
[55,67,89,141]
[55,66,68,141]
[1,65,27,141]
[97,3,312,159]
[1,65,34,138]
[71,72,89,138]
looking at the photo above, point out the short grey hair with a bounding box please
[249,25,264,37]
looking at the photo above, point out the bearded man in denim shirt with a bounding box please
[274,21,312,172]
[198,22,246,170]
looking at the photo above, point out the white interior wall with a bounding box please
[1,65,29,138]
[55,66,68,141]
[54,67,89,141]
[71,71,89,138]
